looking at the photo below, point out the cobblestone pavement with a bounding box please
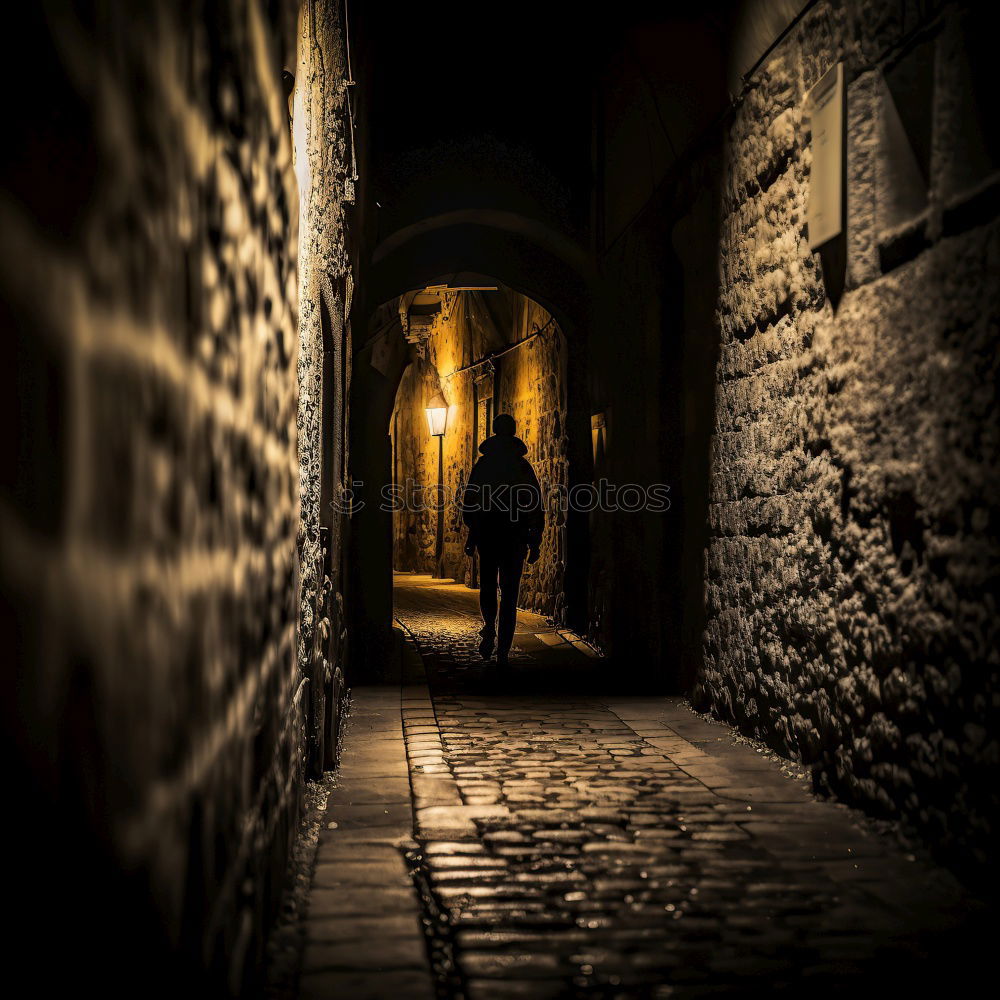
[392,573,994,999]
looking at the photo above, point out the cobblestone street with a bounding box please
[299,574,993,998]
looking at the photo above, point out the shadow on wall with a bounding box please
[587,152,724,693]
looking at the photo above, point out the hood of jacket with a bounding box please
[479,434,528,457]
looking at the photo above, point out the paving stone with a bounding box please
[336,763,411,780]
[302,935,428,973]
[464,979,567,999]
[322,802,413,830]
[299,969,434,1000]
[308,885,420,917]
[462,951,565,977]
[327,779,412,804]
[315,842,406,865]
[411,774,462,805]
[312,859,413,889]
[307,913,425,942]
[416,804,511,839]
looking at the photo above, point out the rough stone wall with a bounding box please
[294,0,352,773]
[497,301,570,618]
[694,0,999,879]
[392,290,568,618]
[392,293,489,582]
[0,0,336,991]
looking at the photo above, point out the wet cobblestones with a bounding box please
[393,574,993,998]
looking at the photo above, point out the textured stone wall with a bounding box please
[392,292,494,582]
[0,0,349,991]
[498,309,569,618]
[693,0,999,878]
[392,289,569,618]
[294,0,352,773]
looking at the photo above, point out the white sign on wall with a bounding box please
[806,62,845,250]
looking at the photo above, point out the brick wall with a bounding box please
[0,0,349,990]
[694,0,999,878]
[392,289,569,618]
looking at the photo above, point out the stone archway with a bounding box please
[347,224,597,680]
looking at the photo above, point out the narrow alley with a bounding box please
[297,575,985,998]
[3,1,998,997]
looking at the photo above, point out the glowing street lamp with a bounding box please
[425,391,449,570]
[425,392,448,437]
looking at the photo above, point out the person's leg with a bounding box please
[477,546,500,657]
[496,545,526,663]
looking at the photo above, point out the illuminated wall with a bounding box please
[592,0,998,879]
[392,289,569,619]
[295,0,352,775]
[690,0,999,877]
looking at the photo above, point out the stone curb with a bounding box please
[298,667,437,1000]
[395,619,502,842]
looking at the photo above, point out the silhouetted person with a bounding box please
[462,413,543,666]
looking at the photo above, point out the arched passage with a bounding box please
[348,223,596,680]
[368,218,596,334]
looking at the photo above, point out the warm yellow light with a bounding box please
[425,392,448,437]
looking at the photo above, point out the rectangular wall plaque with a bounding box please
[806,62,845,250]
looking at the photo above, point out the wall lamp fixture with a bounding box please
[425,392,449,437]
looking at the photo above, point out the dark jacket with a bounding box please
[462,435,544,550]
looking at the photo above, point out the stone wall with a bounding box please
[392,288,569,618]
[0,0,349,991]
[693,0,999,879]
[294,0,352,774]
[497,305,569,617]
